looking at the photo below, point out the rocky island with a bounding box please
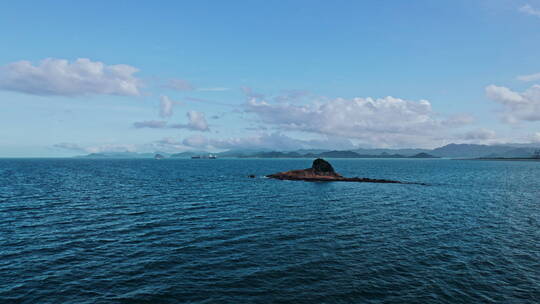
[267,158,411,184]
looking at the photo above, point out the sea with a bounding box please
[0,158,539,303]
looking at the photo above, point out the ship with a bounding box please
[191,154,217,159]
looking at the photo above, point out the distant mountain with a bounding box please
[238,144,540,159]
[216,149,272,158]
[482,147,539,158]
[74,143,540,159]
[240,151,305,158]
[319,150,361,158]
[409,152,438,158]
[295,149,329,154]
[77,152,159,158]
[240,150,413,159]
[431,144,515,158]
[353,148,430,157]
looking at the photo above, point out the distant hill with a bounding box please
[482,147,539,158]
[74,143,540,159]
[77,152,160,158]
[218,149,272,158]
[319,150,362,158]
[353,148,430,157]
[240,151,304,158]
[431,144,515,158]
[409,152,438,158]
[239,150,410,159]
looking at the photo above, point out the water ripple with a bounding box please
[0,158,539,303]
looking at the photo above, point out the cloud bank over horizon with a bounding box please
[244,95,474,147]
[6,56,538,155]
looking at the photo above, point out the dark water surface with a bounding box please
[1,158,539,303]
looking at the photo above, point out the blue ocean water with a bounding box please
[0,158,539,303]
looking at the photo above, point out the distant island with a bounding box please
[75,143,540,160]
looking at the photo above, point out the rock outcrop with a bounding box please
[266,158,406,184]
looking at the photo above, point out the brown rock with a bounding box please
[266,158,405,184]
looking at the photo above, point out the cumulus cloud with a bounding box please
[0,58,142,96]
[159,95,182,118]
[171,111,209,131]
[517,73,540,82]
[134,111,210,131]
[461,128,497,141]
[243,95,471,147]
[274,90,311,103]
[485,84,540,123]
[443,114,475,126]
[182,134,211,148]
[519,4,540,17]
[166,78,194,91]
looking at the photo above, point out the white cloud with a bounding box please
[171,111,209,131]
[274,90,311,103]
[86,144,138,153]
[519,4,540,17]
[485,84,540,123]
[54,142,137,153]
[180,133,356,151]
[151,138,192,152]
[134,111,210,131]
[0,58,142,96]
[166,78,194,91]
[182,134,210,148]
[133,120,168,128]
[244,95,471,147]
[532,132,540,143]
[53,142,86,151]
[485,85,525,104]
[159,95,182,118]
[461,128,497,141]
[241,87,265,99]
[166,78,228,92]
[517,73,540,82]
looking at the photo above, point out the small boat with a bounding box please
[191,154,217,159]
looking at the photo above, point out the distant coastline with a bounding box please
[467,157,540,162]
[72,143,540,160]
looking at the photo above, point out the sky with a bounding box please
[1,0,540,157]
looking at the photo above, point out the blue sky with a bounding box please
[1,0,540,156]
